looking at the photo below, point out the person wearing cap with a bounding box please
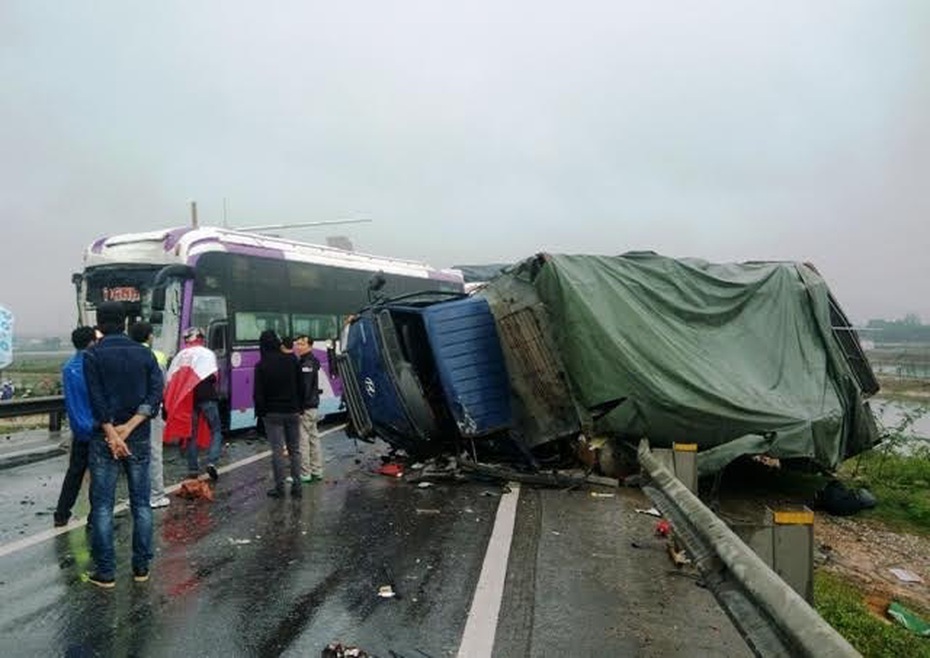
[164,327,224,481]
[82,301,163,588]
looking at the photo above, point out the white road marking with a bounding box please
[456,482,521,658]
[0,425,345,559]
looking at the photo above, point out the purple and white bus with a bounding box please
[74,226,464,430]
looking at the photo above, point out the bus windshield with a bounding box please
[80,265,163,326]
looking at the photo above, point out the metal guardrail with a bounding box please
[636,439,861,658]
[0,395,65,431]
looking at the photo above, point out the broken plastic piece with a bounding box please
[889,568,923,583]
[635,507,662,518]
[655,520,671,537]
[887,601,930,637]
[377,584,396,598]
[377,463,404,478]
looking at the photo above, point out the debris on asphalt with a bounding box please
[321,642,371,657]
[415,508,440,515]
[377,463,404,478]
[667,540,691,568]
[177,479,214,501]
[377,585,396,598]
[654,520,671,538]
[227,538,252,545]
[589,491,615,499]
[635,507,662,518]
[416,481,434,489]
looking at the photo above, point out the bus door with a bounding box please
[206,319,231,430]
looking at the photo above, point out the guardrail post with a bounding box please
[48,410,63,433]
[652,444,698,493]
[773,508,815,604]
[731,506,815,604]
[672,443,697,493]
[653,448,674,473]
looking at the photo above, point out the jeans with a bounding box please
[265,412,301,491]
[150,415,165,502]
[54,440,90,524]
[88,426,153,578]
[186,400,223,474]
[299,409,322,477]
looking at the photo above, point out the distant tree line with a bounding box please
[866,314,930,343]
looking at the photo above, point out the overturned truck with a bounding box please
[338,252,880,475]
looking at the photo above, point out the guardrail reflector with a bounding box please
[773,510,815,525]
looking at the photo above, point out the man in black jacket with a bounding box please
[253,330,304,498]
[294,335,323,483]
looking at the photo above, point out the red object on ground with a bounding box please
[377,463,404,478]
[655,519,671,537]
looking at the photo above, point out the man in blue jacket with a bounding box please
[53,326,97,527]
[83,302,163,588]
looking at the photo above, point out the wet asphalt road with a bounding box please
[0,428,750,657]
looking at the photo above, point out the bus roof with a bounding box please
[83,226,463,282]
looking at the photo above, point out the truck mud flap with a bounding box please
[334,353,375,440]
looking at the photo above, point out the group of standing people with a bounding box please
[52,302,325,588]
[253,330,323,498]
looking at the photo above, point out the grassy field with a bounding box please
[0,354,68,398]
[815,571,930,658]
[840,447,930,536]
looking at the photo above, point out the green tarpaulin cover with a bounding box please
[482,252,878,475]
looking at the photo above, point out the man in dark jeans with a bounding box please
[166,326,223,481]
[254,330,304,498]
[83,302,163,588]
[53,326,97,527]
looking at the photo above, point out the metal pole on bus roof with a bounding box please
[190,201,199,228]
[235,219,372,232]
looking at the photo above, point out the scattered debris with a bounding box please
[377,463,404,478]
[227,538,252,545]
[415,508,441,515]
[377,585,396,598]
[667,539,691,568]
[887,601,930,637]
[321,642,371,657]
[654,520,671,538]
[635,507,663,518]
[416,482,434,489]
[889,568,924,584]
[590,491,615,499]
[176,479,214,501]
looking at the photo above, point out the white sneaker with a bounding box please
[150,497,171,509]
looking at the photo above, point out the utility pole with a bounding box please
[190,201,199,228]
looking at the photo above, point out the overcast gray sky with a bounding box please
[2,1,928,333]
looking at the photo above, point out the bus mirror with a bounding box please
[71,272,83,286]
[149,311,164,324]
[151,286,166,311]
